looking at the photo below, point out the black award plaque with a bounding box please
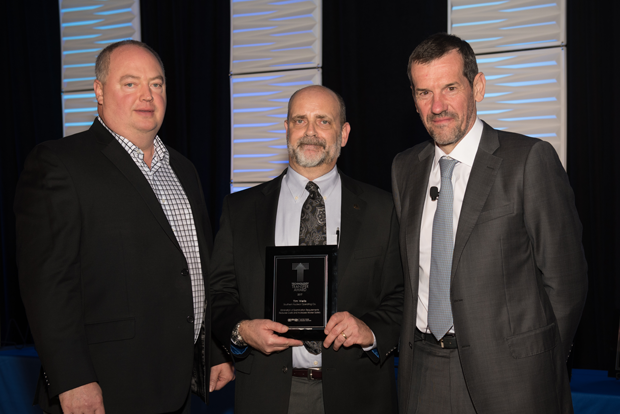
[265,245,338,340]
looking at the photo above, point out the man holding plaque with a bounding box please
[210,85,403,414]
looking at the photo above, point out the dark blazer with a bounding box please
[392,122,588,414]
[209,170,403,414]
[15,120,222,414]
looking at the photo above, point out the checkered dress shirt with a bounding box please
[98,117,204,342]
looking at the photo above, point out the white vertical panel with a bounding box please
[449,0,567,168]
[62,91,99,137]
[231,0,321,74]
[231,69,322,185]
[449,0,565,54]
[230,0,322,191]
[477,48,566,165]
[59,0,141,136]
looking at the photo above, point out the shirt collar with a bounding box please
[97,116,169,166]
[283,165,339,202]
[434,117,483,167]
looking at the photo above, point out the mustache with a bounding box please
[296,136,326,149]
[428,111,459,121]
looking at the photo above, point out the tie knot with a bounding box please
[439,157,458,179]
[305,181,321,198]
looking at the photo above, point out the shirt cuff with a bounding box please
[230,343,248,355]
[361,331,377,352]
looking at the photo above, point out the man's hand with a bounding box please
[209,362,235,392]
[59,382,105,414]
[323,311,373,351]
[239,319,303,355]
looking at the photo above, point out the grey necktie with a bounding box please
[428,157,459,341]
[299,181,325,354]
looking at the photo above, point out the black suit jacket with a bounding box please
[15,120,222,414]
[392,122,588,414]
[209,170,403,414]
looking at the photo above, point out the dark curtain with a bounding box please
[1,2,62,345]
[323,1,448,191]
[1,0,618,374]
[566,0,620,371]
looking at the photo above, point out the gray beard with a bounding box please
[288,134,342,168]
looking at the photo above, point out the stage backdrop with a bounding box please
[1,0,618,375]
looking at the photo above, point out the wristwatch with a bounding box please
[231,321,247,347]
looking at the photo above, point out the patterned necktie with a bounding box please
[428,157,459,341]
[299,181,325,354]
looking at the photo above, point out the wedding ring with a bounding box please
[341,332,348,340]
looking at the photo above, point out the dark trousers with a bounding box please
[407,329,477,414]
[287,376,325,414]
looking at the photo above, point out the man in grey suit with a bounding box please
[392,33,588,414]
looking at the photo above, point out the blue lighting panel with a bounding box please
[60,0,141,135]
[451,0,565,54]
[476,47,566,166]
[60,0,141,93]
[231,68,322,184]
[231,0,321,74]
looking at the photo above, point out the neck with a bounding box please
[289,162,336,181]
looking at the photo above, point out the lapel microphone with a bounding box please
[430,186,439,201]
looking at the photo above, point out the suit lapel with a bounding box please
[338,173,365,283]
[404,142,434,296]
[451,123,502,280]
[256,172,284,270]
[95,122,182,253]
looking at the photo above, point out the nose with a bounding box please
[305,119,317,136]
[140,84,154,102]
[430,94,447,115]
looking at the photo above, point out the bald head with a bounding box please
[287,85,346,127]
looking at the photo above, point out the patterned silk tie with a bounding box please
[428,157,459,341]
[299,181,325,354]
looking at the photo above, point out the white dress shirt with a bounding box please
[417,118,483,334]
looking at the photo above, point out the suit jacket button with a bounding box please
[409,342,413,349]
[187,315,195,323]
[282,366,288,373]
[181,269,189,277]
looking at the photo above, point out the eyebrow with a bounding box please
[119,75,165,83]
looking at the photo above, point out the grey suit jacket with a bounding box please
[210,170,403,414]
[392,122,587,414]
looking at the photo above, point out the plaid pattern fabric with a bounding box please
[98,117,204,342]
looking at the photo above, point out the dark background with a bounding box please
[1,1,617,373]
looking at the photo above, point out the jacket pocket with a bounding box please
[477,203,514,225]
[85,318,135,344]
[234,352,254,374]
[505,322,557,359]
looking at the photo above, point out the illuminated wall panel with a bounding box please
[231,69,322,187]
[476,48,566,165]
[60,0,141,136]
[62,91,99,137]
[449,0,565,54]
[449,0,567,167]
[230,0,322,191]
[231,0,321,74]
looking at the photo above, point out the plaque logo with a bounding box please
[292,263,310,292]
[292,263,309,282]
